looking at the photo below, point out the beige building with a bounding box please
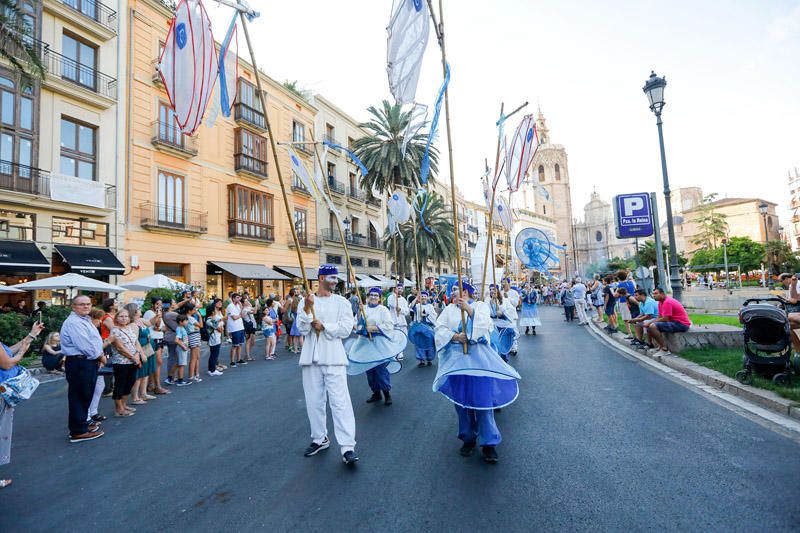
[573,192,637,275]
[1,0,125,306]
[788,169,800,251]
[309,95,387,285]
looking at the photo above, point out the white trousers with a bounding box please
[302,365,356,454]
[87,375,104,420]
[575,301,588,324]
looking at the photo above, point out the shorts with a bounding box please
[604,305,616,317]
[188,331,201,348]
[654,321,690,333]
[617,303,632,321]
[176,348,189,366]
[244,321,256,335]
[230,329,245,346]
[262,327,275,338]
[150,338,164,351]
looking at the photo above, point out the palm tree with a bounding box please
[386,191,454,284]
[0,0,45,84]
[353,100,439,281]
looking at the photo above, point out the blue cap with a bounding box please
[450,281,475,296]
[368,287,382,296]
[420,291,429,296]
[318,264,338,277]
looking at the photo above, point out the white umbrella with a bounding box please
[0,285,23,294]
[120,274,188,292]
[13,273,127,293]
[357,276,384,288]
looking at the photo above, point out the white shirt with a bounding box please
[485,296,518,321]
[295,294,355,366]
[572,283,587,301]
[434,300,493,352]
[503,288,520,308]
[364,304,394,332]
[387,293,410,327]
[143,309,164,339]
[226,303,244,332]
[207,311,223,346]
[411,302,438,324]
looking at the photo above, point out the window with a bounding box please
[293,209,307,242]
[368,259,380,269]
[595,230,603,242]
[326,254,342,265]
[234,127,268,176]
[349,172,357,193]
[52,217,109,246]
[228,184,274,241]
[154,262,186,282]
[292,120,305,143]
[368,223,378,247]
[0,210,34,240]
[62,33,97,90]
[157,170,184,225]
[555,163,561,181]
[235,78,264,128]
[351,216,360,236]
[327,161,336,178]
[347,136,355,150]
[157,102,186,148]
[328,210,337,232]
[538,165,545,182]
[60,117,96,180]
[63,0,97,20]
[351,257,363,267]
[325,123,335,141]
[543,204,547,215]
[0,73,35,176]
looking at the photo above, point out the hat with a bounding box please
[395,280,404,288]
[420,291,429,297]
[450,281,475,296]
[318,264,338,277]
[368,287,382,296]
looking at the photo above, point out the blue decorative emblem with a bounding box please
[526,128,534,142]
[392,193,399,201]
[412,0,423,11]
[291,155,299,166]
[176,23,187,50]
[497,204,504,212]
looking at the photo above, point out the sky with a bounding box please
[206,0,800,221]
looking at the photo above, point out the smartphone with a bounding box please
[38,311,43,324]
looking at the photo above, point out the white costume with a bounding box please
[387,292,410,332]
[412,301,438,324]
[296,294,357,454]
[503,287,521,310]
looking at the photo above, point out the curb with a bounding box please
[586,320,800,423]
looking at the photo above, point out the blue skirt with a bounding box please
[290,321,300,336]
[519,303,541,327]
[433,341,521,410]
[490,326,517,356]
[408,321,435,350]
[345,330,407,376]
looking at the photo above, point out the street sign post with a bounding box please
[614,192,654,239]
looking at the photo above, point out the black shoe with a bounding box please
[531,328,536,336]
[383,391,392,406]
[510,351,517,357]
[303,437,330,457]
[460,441,476,456]
[229,362,237,368]
[342,450,359,465]
[417,362,426,368]
[366,392,382,403]
[427,361,432,366]
[482,446,499,463]
[91,414,108,422]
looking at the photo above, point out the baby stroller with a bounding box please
[736,297,794,386]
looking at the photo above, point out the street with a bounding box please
[3,305,800,532]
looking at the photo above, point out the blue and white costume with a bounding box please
[433,283,521,449]
[387,290,410,334]
[486,286,520,360]
[519,286,542,331]
[409,292,438,363]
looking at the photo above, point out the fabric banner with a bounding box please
[387,0,430,105]
[50,174,106,208]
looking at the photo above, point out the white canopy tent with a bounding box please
[13,273,127,295]
[0,285,24,294]
[120,274,189,292]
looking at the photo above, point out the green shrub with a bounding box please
[0,312,27,347]
[24,305,72,354]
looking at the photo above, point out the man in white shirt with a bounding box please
[386,282,410,360]
[572,277,589,325]
[296,265,358,465]
[226,293,245,367]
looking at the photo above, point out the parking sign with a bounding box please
[614,192,654,238]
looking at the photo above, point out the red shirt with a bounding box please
[658,297,691,326]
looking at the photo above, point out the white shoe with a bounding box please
[192,376,203,382]
[207,370,222,376]
[396,354,404,360]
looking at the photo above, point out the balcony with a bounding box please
[151,120,198,157]
[228,219,274,243]
[0,162,50,196]
[366,196,381,209]
[294,142,314,157]
[467,224,479,233]
[151,57,163,86]
[327,176,345,195]
[45,0,117,40]
[321,228,382,250]
[348,187,366,202]
[139,202,207,234]
[291,179,311,196]
[288,232,321,250]
[42,48,117,107]
[234,153,268,179]
[0,161,115,211]
[234,102,266,132]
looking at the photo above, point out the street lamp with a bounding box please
[562,242,569,280]
[342,216,351,291]
[721,237,730,293]
[643,71,682,301]
[759,202,774,289]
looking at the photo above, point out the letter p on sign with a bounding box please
[622,197,644,216]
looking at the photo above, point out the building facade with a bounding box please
[788,169,800,251]
[573,191,637,275]
[122,0,319,299]
[1,0,125,306]
[309,95,386,286]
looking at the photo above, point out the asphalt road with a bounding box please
[2,306,800,532]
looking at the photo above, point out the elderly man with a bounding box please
[61,295,106,443]
[297,265,359,465]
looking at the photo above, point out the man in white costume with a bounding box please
[296,264,358,465]
[387,282,410,359]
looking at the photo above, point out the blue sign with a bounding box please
[614,192,654,238]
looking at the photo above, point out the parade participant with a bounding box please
[500,280,521,356]
[387,282,410,360]
[296,265,359,465]
[485,284,518,360]
[346,287,407,406]
[519,283,542,335]
[501,278,520,310]
[409,291,438,367]
[433,282,521,464]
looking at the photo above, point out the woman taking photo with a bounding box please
[126,304,156,405]
[205,299,225,376]
[262,298,277,360]
[143,298,169,395]
[0,321,44,489]
[108,309,142,417]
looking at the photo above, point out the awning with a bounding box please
[369,274,394,288]
[55,245,125,275]
[274,265,318,280]
[0,240,50,273]
[208,261,289,280]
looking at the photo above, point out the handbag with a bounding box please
[143,341,155,358]
[0,367,40,407]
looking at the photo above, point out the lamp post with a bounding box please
[759,202,773,289]
[643,71,682,301]
[343,217,351,291]
[562,242,569,280]
[721,237,730,293]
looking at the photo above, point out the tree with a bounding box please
[723,236,765,273]
[386,191,454,283]
[607,257,635,272]
[282,80,306,100]
[354,100,439,281]
[765,240,800,275]
[690,193,728,249]
[0,0,45,84]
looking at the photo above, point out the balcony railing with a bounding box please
[151,120,198,156]
[234,153,268,177]
[43,48,117,100]
[467,224,479,232]
[139,201,207,234]
[0,161,115,208]
[289,232,321,249]
[321,228,382,250]
[0,161,50,196]
[366,196,381,208]
[228,219,274,242]
[234,102,266,131]
[291,178,311,196]
[1,30,46,65]
[327,176,345,195]
[323,135,341,151]
[348,187,366,201]
[59,0,118,33]
[294,142,314,156]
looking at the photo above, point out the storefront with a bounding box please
[273,265,319,294]
[206,261,290,299]
[0,239,50,308]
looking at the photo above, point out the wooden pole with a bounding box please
[237,10,310,297]
[428,0,467,352]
